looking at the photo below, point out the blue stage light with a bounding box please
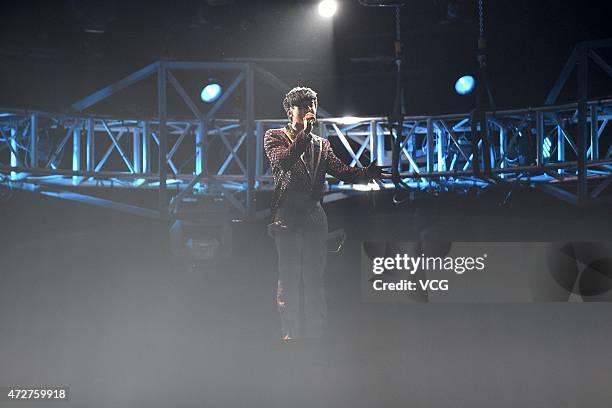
[454,75,476,95]
[200,83,222,103]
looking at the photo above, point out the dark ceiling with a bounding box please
[1,0,610,118]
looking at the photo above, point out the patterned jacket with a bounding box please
[264,126,369,218]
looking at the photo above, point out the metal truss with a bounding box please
[1,40,611,219]
[317,100,612,205]
[2,99,610,216]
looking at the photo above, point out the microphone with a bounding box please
[304,112,316,124]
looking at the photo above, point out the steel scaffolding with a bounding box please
[1,42,611,219]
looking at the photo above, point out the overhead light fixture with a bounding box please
[318,0,338,18]
[454,75,476,95]
[200,82,222,103]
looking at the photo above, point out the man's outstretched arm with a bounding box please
[325,140,391,183]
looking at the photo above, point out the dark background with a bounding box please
[1,0,611,118]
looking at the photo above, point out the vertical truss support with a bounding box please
[195,119,206,189]
[436,125,446,172]
[132,126,141,174]
[86,118,95,171]
[482,112,491,173]
[368,120,378,166]
[371,120,384,166]
[245,63,255,218]
[590,106,599,160]
[142,121,150,174]
[426,118,434,173]
[577,45,588,203]
[30,113,37,167]
[499,125,506,179]
[469,111,480,175]
[557,123,565,175]
[158,63,168,217]
[488,117,496,170]
[10,127,18,178]
[536,111,544,166]
[72,123,81,185]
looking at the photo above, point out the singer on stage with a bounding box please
[264,87,389,341]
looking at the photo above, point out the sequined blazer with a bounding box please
[264,126,369,218]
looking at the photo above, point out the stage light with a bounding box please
[318,0,338,18]
[454,75,475,95]
[200,83,222,103]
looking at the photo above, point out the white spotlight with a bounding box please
[318,0,338,18]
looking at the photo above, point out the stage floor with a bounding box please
[1,189,611,407]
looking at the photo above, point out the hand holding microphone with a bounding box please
[304,112,316,134]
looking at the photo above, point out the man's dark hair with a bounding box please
[282,87,318,116]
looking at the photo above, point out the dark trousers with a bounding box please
[273,193,328,339]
